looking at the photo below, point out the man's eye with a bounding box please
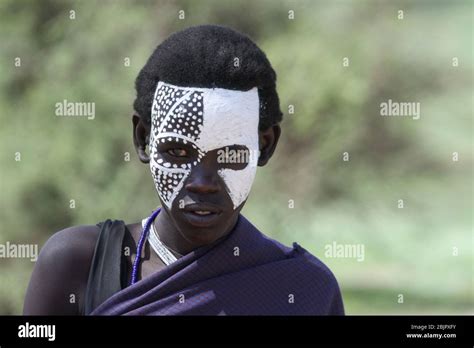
[167,148,187,157]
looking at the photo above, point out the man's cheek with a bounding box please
[150,162,190,209]
[218,165,257,210]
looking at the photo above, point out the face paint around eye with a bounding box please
[149,81,260,210]
[170,149,187,156]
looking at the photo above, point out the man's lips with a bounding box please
[182,203,223,227]
[183,203,222,214]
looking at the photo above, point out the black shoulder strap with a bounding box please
[83,219,126,315]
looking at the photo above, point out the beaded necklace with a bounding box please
[131,208,181,285]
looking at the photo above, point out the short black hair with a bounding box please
[133,24,283,131]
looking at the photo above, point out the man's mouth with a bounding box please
[194,210,213,215]
[182,203,222,227]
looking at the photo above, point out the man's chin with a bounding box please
[179,227,222,247]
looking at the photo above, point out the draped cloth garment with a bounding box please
[88,214,345,315]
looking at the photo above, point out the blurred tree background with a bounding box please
[0,0,472,314]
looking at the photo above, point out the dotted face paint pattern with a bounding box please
[150,83,206,208]
[149,81,260,210]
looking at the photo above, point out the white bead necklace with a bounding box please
[141,218,178,266]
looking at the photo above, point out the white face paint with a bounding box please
[149,81,260,210]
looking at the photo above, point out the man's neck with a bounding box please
[153,210,195,256]
[153,209,239,257]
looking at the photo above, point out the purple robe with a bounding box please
[90,215,344,315]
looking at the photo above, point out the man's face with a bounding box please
[149,81,260,244]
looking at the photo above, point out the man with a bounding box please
[24,25,344,315]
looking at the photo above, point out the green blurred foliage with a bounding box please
[0,0,472,314]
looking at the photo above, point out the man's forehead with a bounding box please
[151,81,259,150]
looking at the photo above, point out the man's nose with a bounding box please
[185,158,221,194]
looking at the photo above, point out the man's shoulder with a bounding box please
[287,244,345,314]
[255,235,345,314]
[39,224,101,265]
[23,224,102,314]
[293,243,341,286]
[261,234,341,286]
[33,225,103,293]
[244,219,340,283]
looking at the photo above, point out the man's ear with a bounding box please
[258,124,281,166]
[132,113,150,163]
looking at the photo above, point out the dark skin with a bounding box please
[23,112,280,315]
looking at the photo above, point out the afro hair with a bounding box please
[133,24,283,131]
